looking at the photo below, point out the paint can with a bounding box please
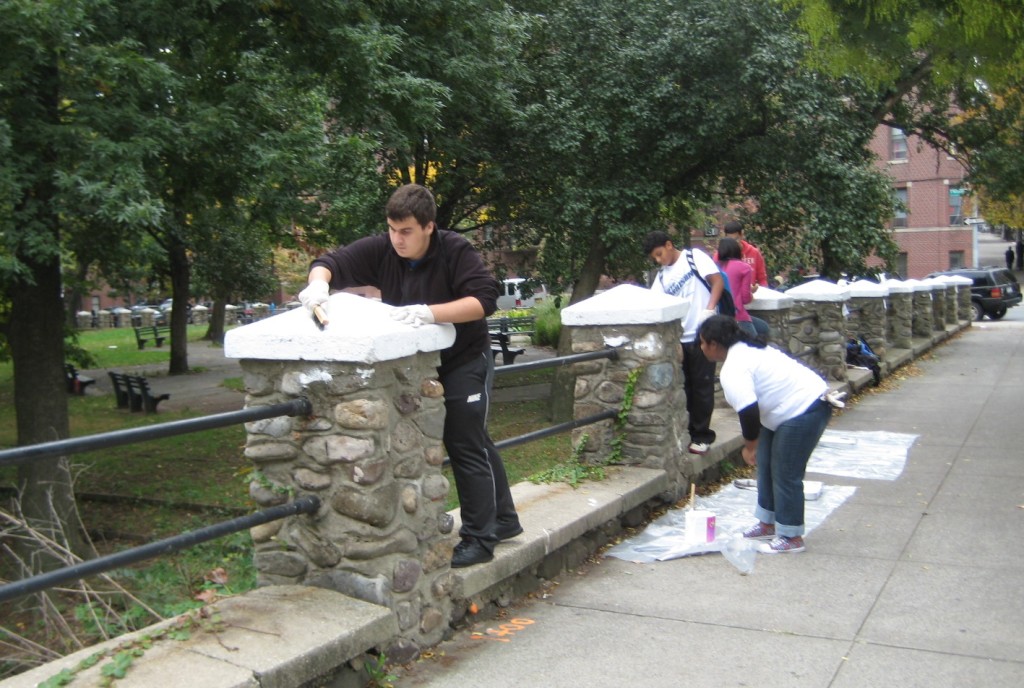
[685,509,716,544]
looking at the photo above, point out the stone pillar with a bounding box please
[783,280,850,381]
[883,280,914,350]
[904,279,934,338]
[225,305,239,325]
[560,285,692,491]
[138,308,158,327]
[924,278,947,332]
[846,281,889,359]
[932,277,960,325]
[76,311,93,329]
[225,293,458,660]
[746,287,794,345]
[191,304,209,325]
[96,310,113,328]
[945,275,974,321]
[253,303,270,320]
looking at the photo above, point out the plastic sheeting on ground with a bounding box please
[605,430,918,570]
[605,483,856,566]
[807,429,918,481]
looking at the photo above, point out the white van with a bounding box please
[497,278,548,310]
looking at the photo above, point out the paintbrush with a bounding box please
[312,305,329,330]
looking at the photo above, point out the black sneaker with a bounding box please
[495,522,524,541]
[451,540,494,568]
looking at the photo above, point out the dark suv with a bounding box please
[927,267,1021,321]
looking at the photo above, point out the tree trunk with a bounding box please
[204,300,227,345]
[168,239,191,375]
[11,251,93,567]
[8,57,92,568]
[550,232,608,422]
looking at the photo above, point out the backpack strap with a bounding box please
[685,250,713,295]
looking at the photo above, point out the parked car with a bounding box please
[496,278,548,311]
[927,266,1022,321]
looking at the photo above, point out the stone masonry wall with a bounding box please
[240,353,454,660]
[568,322,689,489]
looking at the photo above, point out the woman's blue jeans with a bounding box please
[754,399,831,537]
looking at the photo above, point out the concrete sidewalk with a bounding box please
[392,321,1024,686]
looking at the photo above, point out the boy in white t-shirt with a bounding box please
[643,230,725,455]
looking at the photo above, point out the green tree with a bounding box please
[503,0,896,296]
[1,0,168,559]
[494,0,896,417]
[787,0,1024,190]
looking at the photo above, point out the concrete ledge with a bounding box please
[449,466,669,599]
[2,587,396,688]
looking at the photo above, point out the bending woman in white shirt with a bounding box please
[697,315,833,554]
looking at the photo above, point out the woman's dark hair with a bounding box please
[697,314,766,349]
[717,237,742,262]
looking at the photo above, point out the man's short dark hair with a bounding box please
[386,184,437,226]
[642,230,673,255]
[723,220,744,235]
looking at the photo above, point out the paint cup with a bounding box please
[685,509,716,544]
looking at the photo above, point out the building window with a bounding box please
[895,252,908,279]
[949,187,964,225]
[893,188,908,228]
[890,129,908,161]
[949,250,965,269]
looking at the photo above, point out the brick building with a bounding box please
[866,125,975,278]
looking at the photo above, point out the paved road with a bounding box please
[391,284,1024,686]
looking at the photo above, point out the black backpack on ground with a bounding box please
[846,336,881,386]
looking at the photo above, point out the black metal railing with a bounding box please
[490,345,621,451]
[0,495,320,603]
[492,346,619,377]
[0,398,311,469]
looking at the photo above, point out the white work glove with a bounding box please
[298,280,329,313]
[697,309,716,326]
[824,390,847,408]
[390,304,435,328]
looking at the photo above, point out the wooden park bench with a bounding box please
[133,324,171,350]
[108,372,169,413]
[65,364,96,395]
[487,316,535,365]
[490,331,527,365]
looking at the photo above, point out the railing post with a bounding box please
[924,278,948,332]
[225,293,458,663]
[783,280,851,382]
[943,274,974,322]
[904,279,935,340]
[746,286,794,345]
[846,280,890,360]
[560,284,693,494]
[883,279,914,351]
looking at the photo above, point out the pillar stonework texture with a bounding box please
[225,293,458,658]
[784,280,850,381]
[845,280,889,359]
[561,285,693,488]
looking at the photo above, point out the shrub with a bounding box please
[532,299,562,347]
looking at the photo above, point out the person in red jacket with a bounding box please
[298,184,521,568]
[715,220,768,288]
